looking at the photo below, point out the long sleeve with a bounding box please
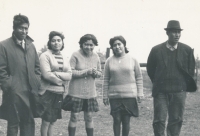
[147,48,157,83]
[102,59,110,99]
[102,55,143,99]
[0,44,11,91]
[34,48,41,88]
[134,59,144,97]
[55,57,72,81]
[93,56,102,78]
[70,53,88,77]
[34,48,41,76]
[39,53,63,85]
[55,71,72,81]
[188,48,195,77]
[0,44,9,83]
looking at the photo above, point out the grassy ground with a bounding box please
[0,71,200,136]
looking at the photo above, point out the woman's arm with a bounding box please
[54,58,72,81]
[40,53,63,85]
[134,58,144,97]
[102,60,110,99]
[54,71,72,81]
[70,53,89,77]
[92,56,102,78]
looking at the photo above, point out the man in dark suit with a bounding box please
[147,20,196,136]
[0,14,41,136]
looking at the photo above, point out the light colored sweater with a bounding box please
[103,54,143,99]
[68,49,102,99]
[39,49,72,95]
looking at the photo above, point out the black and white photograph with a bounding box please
[0,0,200,136]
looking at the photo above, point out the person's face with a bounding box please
[82,40,95,55]
[50,36,63,52]
[112,40,125,56]
[14,23,29,40]
[167,30,181,45]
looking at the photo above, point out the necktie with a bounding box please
[169,46,175,51]
[21,41,25,49]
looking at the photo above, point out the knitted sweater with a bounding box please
[39,50,72,95]
[157,47,187,92]
[68,49,102,99]
[103,54,143,99]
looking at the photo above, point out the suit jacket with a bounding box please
[0,35,41,120]
[147,41,196,97]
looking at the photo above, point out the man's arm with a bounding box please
[147,48,157,83]
[0,44,11,91]
[188,48,195,77]
[34,47,41,76]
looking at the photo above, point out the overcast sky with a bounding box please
[0,0,200,62]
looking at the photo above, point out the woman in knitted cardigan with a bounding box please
[103,36,144,136]
[39,31,72,136]
[62,34,102,136]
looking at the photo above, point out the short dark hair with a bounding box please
[109,36,129,54]
[79,34,98,48]
[47,31,65,51]
[13,14,29,29]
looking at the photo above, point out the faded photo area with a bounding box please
[0,0,200,136]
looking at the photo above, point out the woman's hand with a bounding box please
[92,67,97,75]
[92,67,99,78]
[87,67,98,78]
[137,96,143,103]
[87,68,93,75]
[103,98,109,106]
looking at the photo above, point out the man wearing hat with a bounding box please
[0,14,41,136]
[147,20,196,136]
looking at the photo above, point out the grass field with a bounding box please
[0,71,200,136]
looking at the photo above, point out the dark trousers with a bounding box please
[7,120,35,136]
[153,91,186,136]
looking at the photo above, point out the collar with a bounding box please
[50,49,61,55]
[13,34,25,46]
[12,32,34,50]
[79,49,93,57]
[166,41,178,50]
[12,32,34,44]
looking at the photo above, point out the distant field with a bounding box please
[0,71,200,136]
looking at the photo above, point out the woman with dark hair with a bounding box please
[62,34,102,136]
[39,31,72,136]
[103,36,143,136]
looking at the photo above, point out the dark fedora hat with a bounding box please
[164,20,183,31]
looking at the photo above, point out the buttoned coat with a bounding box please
[0,35,41,121]
[147,41,196,97]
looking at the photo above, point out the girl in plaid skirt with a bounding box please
[62,34,102,136]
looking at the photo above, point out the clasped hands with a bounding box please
[87,67,97,78]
